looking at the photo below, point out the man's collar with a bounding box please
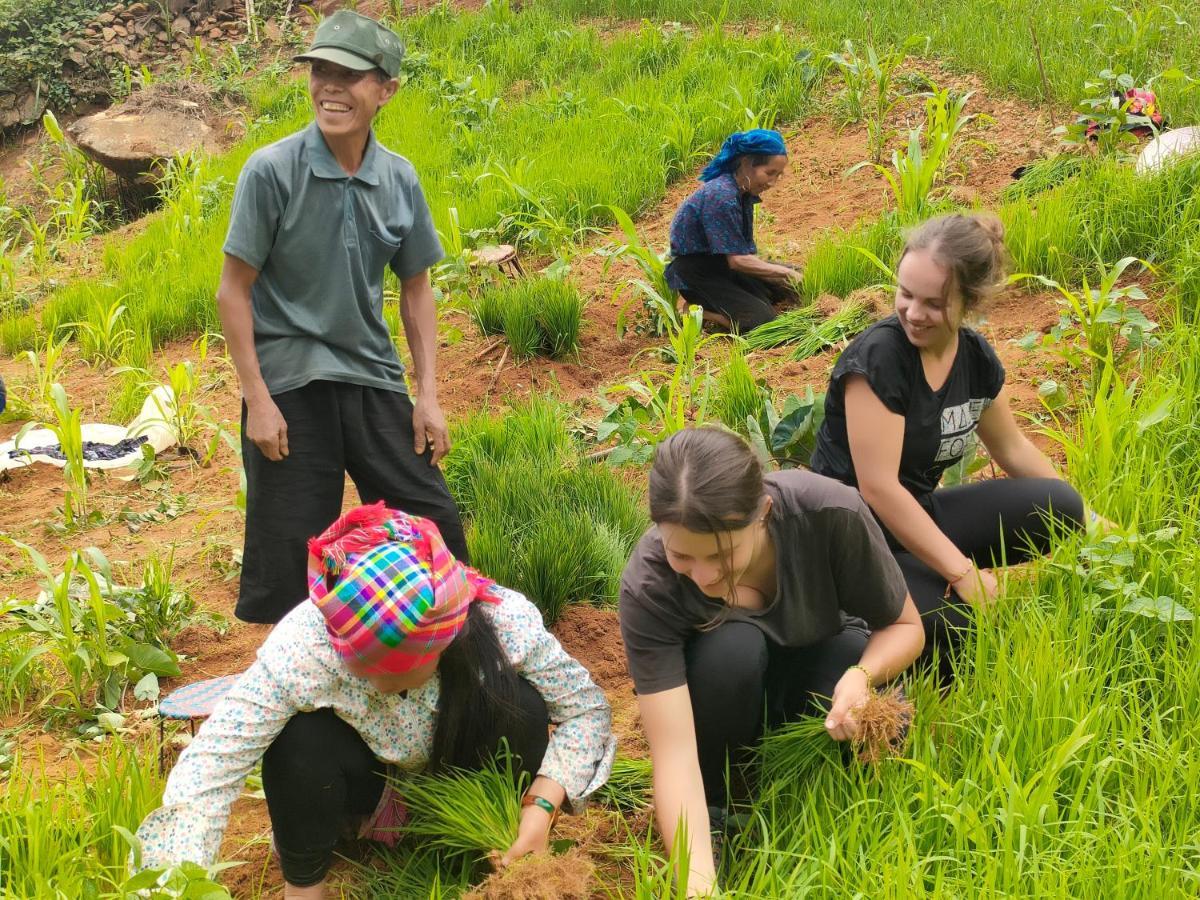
[304,121,382,185]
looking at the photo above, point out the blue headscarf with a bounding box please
[699,129,787,183]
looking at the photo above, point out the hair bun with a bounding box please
[972,212,1006,247]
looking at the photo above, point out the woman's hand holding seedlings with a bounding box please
[825,666,871,742]
[493,777,566,869]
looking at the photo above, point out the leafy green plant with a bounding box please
[999,154,1088,202]
[600,205,677,338]
[600,304,724,465]
[11,332,71,419]
[3,541,182,722]
[744,387,826,469]
[1012,256,1159,396]
[11,383,93,529]
[64,297,133,366]
[594,756,654,810]
[1059,70,1159,158]
[828,37,925,163]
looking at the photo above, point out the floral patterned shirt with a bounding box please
[135,588,616,868]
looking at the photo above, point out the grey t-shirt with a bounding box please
[223,122,444,396]
[619,469,908,695]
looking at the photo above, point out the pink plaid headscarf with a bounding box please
[307,502,500,674]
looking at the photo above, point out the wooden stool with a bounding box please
[157,674,240,771]
[471,244,525,280]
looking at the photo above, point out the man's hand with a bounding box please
[492,804,551,869]
[412,396,450,465]
[246,397,289,461]
[825,666,871,742]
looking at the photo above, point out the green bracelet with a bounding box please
[530,796,555,816]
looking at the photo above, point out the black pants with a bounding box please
[237,380,469,624]
[668,254,795,333]
[685,620,868,805]
[261,679,550,886]
[897,478,1085,682]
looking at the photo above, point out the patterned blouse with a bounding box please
[135,588,616,868]
[665,173,760,291]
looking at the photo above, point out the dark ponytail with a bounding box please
[429,603,521,772]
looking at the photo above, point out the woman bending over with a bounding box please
[664,128,802,333]
[620,427,924,896]
[136,503,615,897]
[810,213,1087,681]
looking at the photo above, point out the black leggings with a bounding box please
[668,254,795,333]
[897,478,1085,682]
[684,620,868,805]
[261,679,549,886]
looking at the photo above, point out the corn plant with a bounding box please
[600,204,677,338]
[1012,256,1160,396]
[11,383,92,529]
[12,333,71,419]
[600,303,723,465]
[130,360,224,463]
[828,37,925,163]
[64,297,133,366]
[3,541,182,722]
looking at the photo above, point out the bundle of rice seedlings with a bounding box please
[501,300,543,360]
[999,154,1087,202]
[740,306,818,351]
[593,756,653,811]
[471,290,507,337]
[464,847,595,900]
[533,280,584,358]
[390,759,522,857]
[788,300,873,360]
[711,343,767,436]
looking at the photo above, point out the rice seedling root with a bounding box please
[852,687,914,764]
[464,847,595,900]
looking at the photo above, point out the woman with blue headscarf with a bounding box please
[664,129,801,333]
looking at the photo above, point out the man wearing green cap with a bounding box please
[216,10,468,626]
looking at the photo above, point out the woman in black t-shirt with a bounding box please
[810,213,1089,679]
[620,427,925,897]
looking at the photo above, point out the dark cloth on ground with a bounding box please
[666,253,795,332]
[262,678,550,886]
[6,435,149,462]
[619,469,907,697]
[685,619,867,804]
[811,315,1006,502]
[896,478,1085,683]
[237,379,468,624]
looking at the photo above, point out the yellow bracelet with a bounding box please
[847,664,873,689]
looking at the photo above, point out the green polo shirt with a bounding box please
[223,122,444,396]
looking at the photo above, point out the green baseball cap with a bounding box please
[293,10,405,79]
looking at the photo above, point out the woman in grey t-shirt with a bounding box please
[619,427,924,896]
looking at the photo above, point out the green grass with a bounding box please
[472,277,585,360]
[443,397,648,624]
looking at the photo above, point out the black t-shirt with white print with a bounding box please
[810,315,1006,503]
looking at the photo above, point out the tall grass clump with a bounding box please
[471,278,584,359]
[444,398,648,623]
[0,740,166,895]
[711,342,766,433]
